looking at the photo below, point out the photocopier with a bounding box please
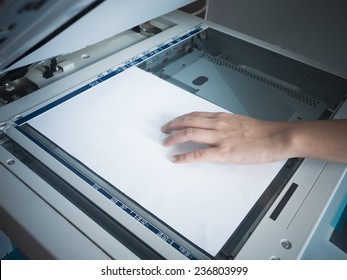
[0,0,346,260]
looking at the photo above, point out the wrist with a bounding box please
[269,121,301,161]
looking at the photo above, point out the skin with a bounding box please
[161,112,347,165]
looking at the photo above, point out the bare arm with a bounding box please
[161,112,347,164]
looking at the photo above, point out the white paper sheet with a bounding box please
[28,66,285,256]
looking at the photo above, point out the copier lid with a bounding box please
[0,0,195,73]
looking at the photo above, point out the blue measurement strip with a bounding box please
[15,26,203,126]
[15,125,198,260]
[93,184,198,260]
[15,26,204,260]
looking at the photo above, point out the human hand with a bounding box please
[161,112,290,164]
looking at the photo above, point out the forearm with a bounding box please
[162,112,347,164]
[281,119,347,163]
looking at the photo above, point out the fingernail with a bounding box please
[162,137,167,145]
[170,155,177,162]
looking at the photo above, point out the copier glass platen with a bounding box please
[0,0,346,260]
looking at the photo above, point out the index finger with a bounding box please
[170,146,222,164]
[161,111,218,133]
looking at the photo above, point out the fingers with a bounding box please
[170,147,221,163]
[161,111,222,133]
[161,111,234,164]
[162,127,217,146]
[162,126,224,164]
